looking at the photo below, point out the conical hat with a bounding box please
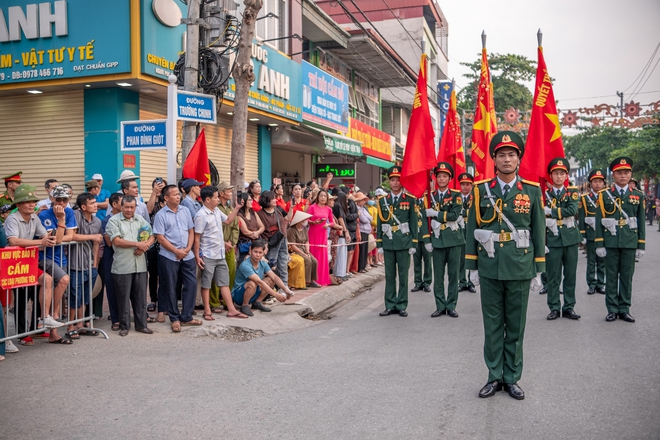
[290,210,312,226]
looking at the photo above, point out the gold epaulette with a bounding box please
[521,179,540,187]
[405,192,416,199]
[474,178,491,185]
[598,188,608,193]
[568,186,579,189]
[450,189,461,193]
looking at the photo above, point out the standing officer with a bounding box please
[0,171,23,216]
[595,157,645,323]
[457,173,476,293]
[376,165,422,317]
[544,158,582,321]
[466,132,545,400]
[411,193,432,293]
[426,162,465,318]
[579,169,606,294]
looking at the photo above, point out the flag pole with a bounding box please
[481,30,487,49]
[537,28,543,47]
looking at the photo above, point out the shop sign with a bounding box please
[323,134,362,157]
[0,0,131,86]
[314,163,355,179]
[438,80,452,138]
[0,246,39,289]
[176,90,216,123]
[302,61,349,133]
[141,0,187,80]
[225,41,302,122]
[348,118,392,161]
[121,119,167,151]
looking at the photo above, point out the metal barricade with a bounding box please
[1,241,108,347]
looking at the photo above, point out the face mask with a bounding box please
[367,200,375,206]
[301,220,309,227]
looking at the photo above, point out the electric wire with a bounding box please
[629,55,660,101]
[621,41,660,95]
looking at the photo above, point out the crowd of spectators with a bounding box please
[0,170,383,360]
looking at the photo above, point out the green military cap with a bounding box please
[547,157,570,174]
[489,131,525,158]
[85,179,100,190]
[588,169,605,182]
[2,171,22,183]
[609,156,633,172]
[12,184,39,205]
[433,161,454,178]
[387,165,401,179]
[458,172,474,184]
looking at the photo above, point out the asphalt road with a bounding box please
[2,229,660,440]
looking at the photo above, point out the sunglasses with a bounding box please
[54,197,68,203]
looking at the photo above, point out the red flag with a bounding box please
[437,87,465,190]
[182,128,211,186]
[401,54,437,198]
[470,48,497,180]
[520,46,565,189]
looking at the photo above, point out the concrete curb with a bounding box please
[297,267,384,317]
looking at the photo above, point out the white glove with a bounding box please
[581,238,587,245]
[425,243,433,253]
[377,248,384,255]
[469,270,480,287]
[530,273,543,292]
[635,249,644,259]
[409,247,416,255]
[544,206,552,216]
[425,208,439,218]
[545,246,550,254]
[596,248,607,258]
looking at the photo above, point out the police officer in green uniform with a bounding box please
[411,194,432,292]
[579,169,607,294]
[376,166,422,317]
[0,171,22,222]
[544,158,582,320]
[466,131,545,400]
[425,162,465,318]
[595,156,645,323]
[457,173,476,293]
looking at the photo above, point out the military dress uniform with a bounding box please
[544,158,582,320]
[0,172,22,221]
[578,169,606,294]
[412,196,433,292]
[426,162,465,317]
[457,173,476,293]
[595,157,645,322]
[466,132,545,400]
[376,166,422,315]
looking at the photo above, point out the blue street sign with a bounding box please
[121,119,167,151]
[438,80,453,138]
[176,90,217,123]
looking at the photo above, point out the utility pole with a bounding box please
[229,0,263,192]
[180,0,202,179]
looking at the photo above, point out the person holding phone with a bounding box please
[307,189,334,285]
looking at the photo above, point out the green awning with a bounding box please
[366,156,394,169]
[303,125,363,157]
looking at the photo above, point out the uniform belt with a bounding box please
[556,219,563,226]
[617,219,627,226]
[391,225,399,232]
[491,232,512,242]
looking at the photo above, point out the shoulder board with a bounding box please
[598,188,608,193]
[474,179,490,186]
[377,195,384,200]
[567,186,579,190]
[521,179,540,187]
[450,189,461,193]
[404,192,415,199]
[632,188,644,196]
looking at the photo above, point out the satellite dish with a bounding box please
[152,0,182,28]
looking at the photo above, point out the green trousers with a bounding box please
[458,243,473,288]
[209,248,236,308]
[413,240,432,286]
[546,244,578,313]
[432,245,461,311]
[585,240,606,289]
[605,248,636,314]
[383,249,410,311]
[480,276,531,384]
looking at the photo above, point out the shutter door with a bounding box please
[139,95,258,194]
[0,91,84,195]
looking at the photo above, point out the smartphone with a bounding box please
[50,229,57,236]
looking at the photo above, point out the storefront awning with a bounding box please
[366,156,394,169]
[302,125,363,157]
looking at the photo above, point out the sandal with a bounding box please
[65,330,80,339]
[111,323,120,331]
[227,312,249,319]
[203,313,215,321]
[211,307,225,314]
[20,337,35,346]
[49,337,73,344]
[171,321,181,332]
[181,319,203,326]
[146,316,158,323]
[157,313,166,323]
[147,303,156,312]
[78,328,99,337]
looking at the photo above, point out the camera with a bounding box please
[155,177,163,184]
[236,191,249,204]
[303,187,312,199]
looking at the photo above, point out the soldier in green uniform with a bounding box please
[425,162,465,318]
[0,171,23,222]
[466,131,545,400]
[376,166,422,317]
[595,156,645,323]
[544,158,582,320]
[457,173,476,293]
[411,193,432,293]
[578,169,607,295]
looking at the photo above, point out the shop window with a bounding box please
[256,0,287,52]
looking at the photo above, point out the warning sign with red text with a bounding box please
[0,247,39,289]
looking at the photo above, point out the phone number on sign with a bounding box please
[3,67,65,81]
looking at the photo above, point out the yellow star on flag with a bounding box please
[205,173,211,185]
[472,102,491,133]
[545,113,562,142]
